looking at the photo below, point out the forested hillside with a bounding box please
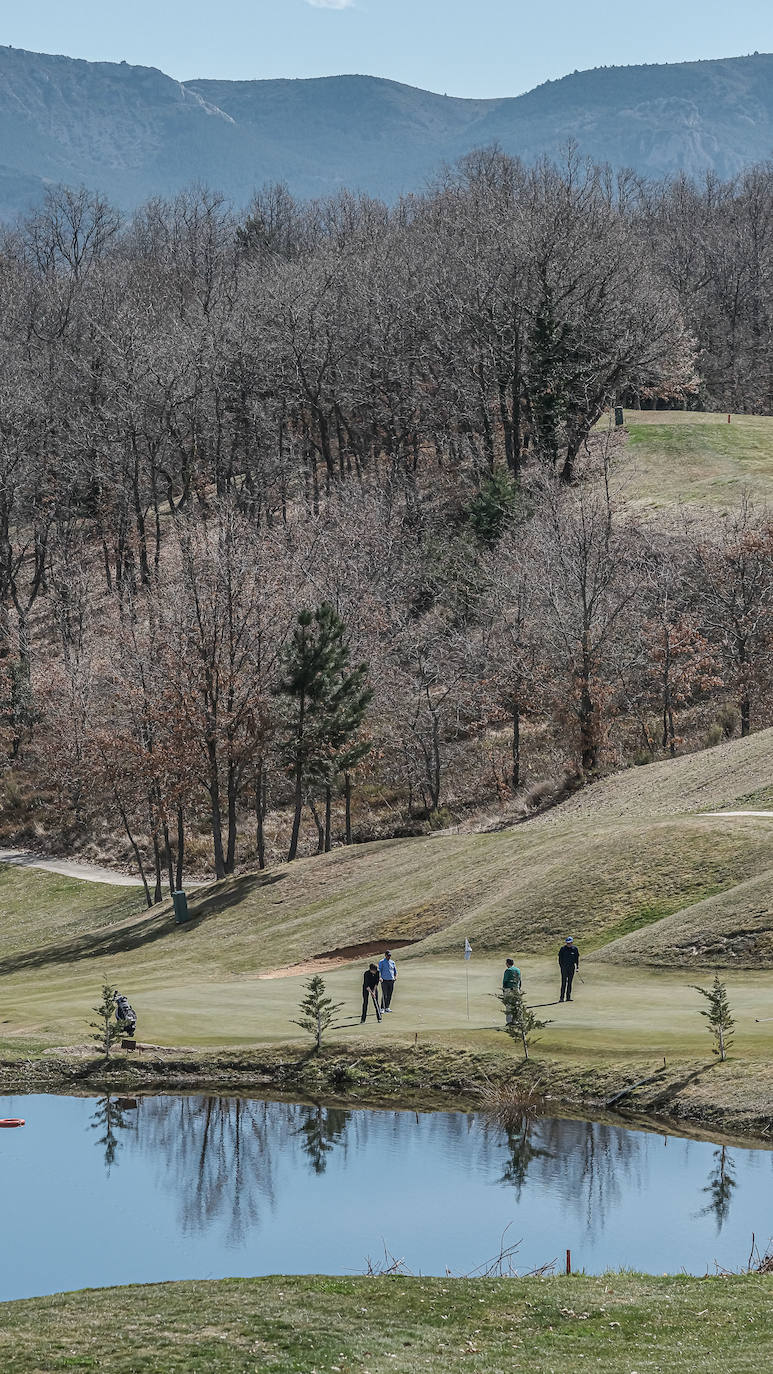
[2,46,773,219]
[1,152,772,898]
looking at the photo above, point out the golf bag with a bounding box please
[115,994,137,1036]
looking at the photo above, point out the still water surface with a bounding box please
[0,1093,770,1300]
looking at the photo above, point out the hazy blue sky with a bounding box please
[4,0,772,97]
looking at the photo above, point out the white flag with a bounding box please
[464,938,472,960]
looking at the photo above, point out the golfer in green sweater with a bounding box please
[502,958,521,991]
[502,958,521,1025]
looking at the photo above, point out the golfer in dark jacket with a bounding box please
[361,964,382,1023]
[558,938,579,1002]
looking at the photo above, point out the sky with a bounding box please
[3,0,772,98]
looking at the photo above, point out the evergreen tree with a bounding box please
[525,282,568,469]
[496,987,547,1061]
[279,603,372,861]
[291,975,344,1052]
[90,982,119,1059]
[692,973,735,1061]
[465,469,520,547]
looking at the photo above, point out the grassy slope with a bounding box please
[3,728,773,971]
[0,1275,770,1373]
[0,730,773,1055]
[610,408,773,508]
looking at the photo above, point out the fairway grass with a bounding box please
[605,408,773,508]
[1,727,772,1136]
[0,1274,770,1373]
[2,727,773,989]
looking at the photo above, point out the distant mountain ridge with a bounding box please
[1,45,772,219]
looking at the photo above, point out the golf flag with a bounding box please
[464,938,472,960]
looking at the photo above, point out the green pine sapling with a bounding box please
[692,973,735,1062]
[496,986,547,1061]
[279,602,372,862]
[90,982,119,1059]
[291,974,344,1052]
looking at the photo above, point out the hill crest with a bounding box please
[2,46,773,218]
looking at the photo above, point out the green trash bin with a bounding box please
[173,890,190,925]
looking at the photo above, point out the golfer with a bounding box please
[502,957,521,992]
[558,937,579,1002]
[378,950,397,1011]
[361,963,382,1023]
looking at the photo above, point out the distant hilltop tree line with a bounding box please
[0,149,772,890]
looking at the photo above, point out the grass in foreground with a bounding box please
[0,1274,770,1373]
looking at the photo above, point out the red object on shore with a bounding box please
[0,1119,25,1128]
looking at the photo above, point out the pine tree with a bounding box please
[465,469,520,547]
[291,975,344,1052]
[692,974,735,1061]
[496,987,547,1061]
[525,283,568,469]
[90,982,119,1059]
[279,603,372,861]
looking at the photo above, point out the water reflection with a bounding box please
[533,1118,642,1236]
[130,1098,662,1243]
[1,1092,771,1297]
[138,1096,288,1243]
[296,1105,351,1175]
[699,1146,737,1232]
[89,1095,137,1172]
[496,1113,554,1197]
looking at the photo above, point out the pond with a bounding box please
[0,1093,770,1300]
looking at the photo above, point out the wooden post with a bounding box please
[566,1249,571,1276]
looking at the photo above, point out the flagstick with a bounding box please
[466,961,470,1020]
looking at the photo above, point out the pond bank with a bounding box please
[1,1274,771,1373]
[1,1040,771,1143]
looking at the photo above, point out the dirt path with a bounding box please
[0,848,144,887]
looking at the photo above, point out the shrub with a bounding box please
[291,975,344,1052]
[691,973,735,1062]
[495,987,547,1061]
[90,982,119,1059]
[464,469,520,546]
[717,706,738,739]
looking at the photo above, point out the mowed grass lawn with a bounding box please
[2,932,773,1060]
[604,408,773,508]
[0,1274,770,1374]
[1,727,772,1059]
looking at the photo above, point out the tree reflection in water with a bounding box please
[90,1095,136,1172]
[496,1113,554,1197]
[133,1097,353,1242]
[502,1117,643,1237]
[699,1145,737,1232]
[295,1104,351,1175]
[102,1096,669,1256]
[136,1096,293,1244]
